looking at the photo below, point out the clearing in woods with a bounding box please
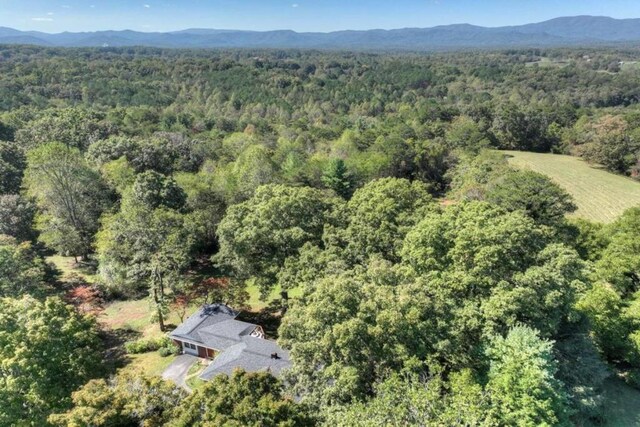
[503,150,640,223]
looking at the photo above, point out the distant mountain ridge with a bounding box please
[1,16,639,50]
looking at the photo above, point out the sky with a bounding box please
[1,0,640,33]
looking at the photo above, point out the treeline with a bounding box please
[2,46,640,178]
[0,45,640,425]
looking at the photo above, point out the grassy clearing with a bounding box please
[46,255,98,283]
[525,57,570,68]
[118,352,177,378]
[101,298,201,338]
[246,282,303,310]
[621,61,640,71]
[503,150,640,223]
[52,254,298,378]
[584,377,640,427]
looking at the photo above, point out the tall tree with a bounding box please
[15,108,113,151]
[334,177,436,264]
[215,184,341,295]
[596,207,640,294]
[24,142,110,258]
[322,157,355,199]
[0,140,25,194]
[0,235,49,298]
[578,115,640,175]
[485,170,576,225]
[0,296,102,426]
[49,373,186,427]
[486,326,570,426]
[168,370,313,427]
[326,369,487,426]
[0,194,37,242]
[96,172,195,329]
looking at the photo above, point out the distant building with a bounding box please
[169,304,291,380]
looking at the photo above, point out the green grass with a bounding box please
[46,255,98,283]
[118,352,177,378]
[504,150,640,223]
[102,299,200,339]
[621,61,640,71]
[185,361,207,390]
[246,281,303,310]
[525,57,570,68]
[584,377,640,427]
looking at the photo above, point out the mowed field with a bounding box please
[503,150,640,223]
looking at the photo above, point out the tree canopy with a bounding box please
[168,370,313,427]
[24,142,111,257]
[0,296,102,426]
[215,184,341,293]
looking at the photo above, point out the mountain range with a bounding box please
[1,16,640,50]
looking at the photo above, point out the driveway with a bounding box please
[162,354,198,392]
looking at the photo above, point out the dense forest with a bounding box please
[1,45,640,426]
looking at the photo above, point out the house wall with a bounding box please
[173,339,216,359]
[177,340,199,356]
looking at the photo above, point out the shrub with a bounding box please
[158,345,179,357]
[626,368,640,390]
[124,336,173,354]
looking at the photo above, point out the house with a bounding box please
[169,304,291,380]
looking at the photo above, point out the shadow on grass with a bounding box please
[100,328,141,375]
[236,299,286,339]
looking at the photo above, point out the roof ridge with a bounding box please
[179,303,240,336]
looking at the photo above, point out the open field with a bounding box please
[46,255,98,283]
[503,150,640,223]
[525,57,570,68]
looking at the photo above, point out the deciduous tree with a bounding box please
[168,370,313,427]
[215,184,341,294]
[24,142,110,258]
[0,235,49,298]
[0,296,102,426]
[49,373,185,427]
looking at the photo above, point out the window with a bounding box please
[184,342,197,350]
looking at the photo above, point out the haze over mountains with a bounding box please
[1,16,640,50]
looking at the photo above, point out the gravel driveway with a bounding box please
[162,354,198,392]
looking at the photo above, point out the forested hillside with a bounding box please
[2,45,640,426]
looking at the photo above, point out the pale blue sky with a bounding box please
[1,0,639,33]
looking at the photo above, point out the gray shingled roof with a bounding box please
[196,320,258,350]
[169,304,291,380]
[170,304,239,344]
[200,336,291,380]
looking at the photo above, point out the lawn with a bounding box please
[46,255,98,283]
[246,281,303,310]
[49,254,298,380]
[185,361,207,390]
[118,352,177,378]
[503,150,640,223]
[584,377,640,427]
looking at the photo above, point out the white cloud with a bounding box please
[32,17,54,22]
[47,12,54,16]
[292,3,299,7]
[90,5,95,8]
[144,4,151,8]
[61,5,71,9]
